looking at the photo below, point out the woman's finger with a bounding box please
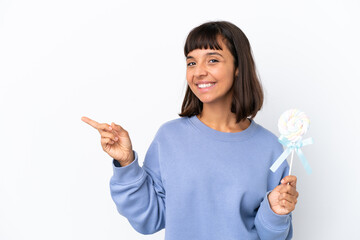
[279,192,298,204]
[97,123,114,133]
[101,137,115,145]
[279,198,295,212]
[101,131,119,142]
[81,116,101,129]
[111,122,129,137]
[279,184,298,197]
[281,175,297,188]
[82,117,111,132]
[81,116,115,134]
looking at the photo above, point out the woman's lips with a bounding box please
[197,83,216,92]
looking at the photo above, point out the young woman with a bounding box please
[82,20,298,240]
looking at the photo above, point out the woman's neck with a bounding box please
[197,103,250,133]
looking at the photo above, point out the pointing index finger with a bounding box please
[81,116,100,129]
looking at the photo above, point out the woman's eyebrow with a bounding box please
[207,52,223,57]
[186,52,223,59]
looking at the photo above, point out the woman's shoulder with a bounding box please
[254,122,278,141]
[159,117,188,131]
[253,121,283,150]
[154,116,190,138]
[159,116,189,129]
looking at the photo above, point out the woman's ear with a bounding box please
[235,68,239,77]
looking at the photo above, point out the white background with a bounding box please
[1,0,359,239]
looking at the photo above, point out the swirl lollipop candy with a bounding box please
[270,109,314,175]
[278,109,310,143]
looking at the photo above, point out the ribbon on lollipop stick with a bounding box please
[270,109,314,175]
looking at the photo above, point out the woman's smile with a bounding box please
[196,81,216,90]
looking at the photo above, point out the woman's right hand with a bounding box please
[81,116,134,167]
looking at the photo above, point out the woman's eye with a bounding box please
[187,62,195,66]
[209,59,219,63]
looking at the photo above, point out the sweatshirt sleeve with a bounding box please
[254,144,293,240]
[109,136,166,235]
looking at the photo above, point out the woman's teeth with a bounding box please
[198,83,215,88]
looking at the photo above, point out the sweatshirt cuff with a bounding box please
[111,150,145,185]
[257,191,292,230]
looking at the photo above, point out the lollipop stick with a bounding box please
[288,149,294,176]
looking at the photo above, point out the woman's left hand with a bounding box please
[268,175,299,215]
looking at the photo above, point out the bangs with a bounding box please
[184,24,223,56]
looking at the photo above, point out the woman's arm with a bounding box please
[109,139,166,235]
[254,155,293,240]
[254,191,293,240]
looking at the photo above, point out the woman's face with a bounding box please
[186,37,238,105]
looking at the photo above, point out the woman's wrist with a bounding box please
[116,151,135,167]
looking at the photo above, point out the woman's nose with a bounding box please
[194,63,208,78]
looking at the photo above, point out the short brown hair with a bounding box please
[178,21,264,123]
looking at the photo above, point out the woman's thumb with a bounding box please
[111,122,128,137]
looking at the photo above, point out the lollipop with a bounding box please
[278,109,310,143]
[270,109,313,175]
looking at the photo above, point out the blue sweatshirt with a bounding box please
[110,115,293,240]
